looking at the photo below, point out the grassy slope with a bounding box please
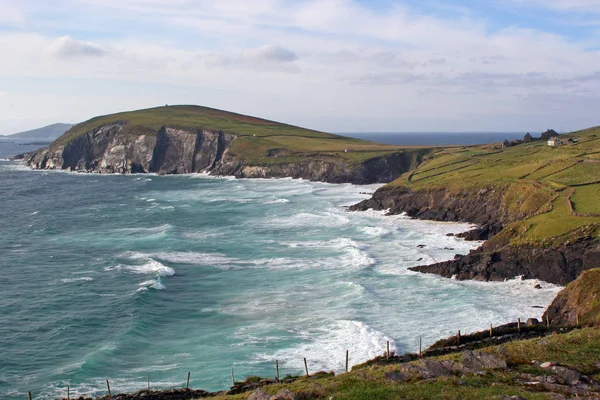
[548,268,600,326]
[207,328,600,400]
[388,127,600,246]
[55,105,413,165]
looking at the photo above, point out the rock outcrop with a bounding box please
[543,268,600,326]
[349,184,513,240]
[410,239,600,285]
[24,124,237,175]
[23,123,428,184]
[350,183,600,284]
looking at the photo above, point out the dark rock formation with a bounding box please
[22,124,429,184]
[410,238,600,285]
[350,184,600,284]
[349,185,506,230]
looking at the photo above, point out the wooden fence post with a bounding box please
[28,392,32,400]
[419,336,422,357]
[106,380,112,398]
[231,367,235,386]
[457,330,461,345]
[304,358,309,377]
[276,360,279,381]
[186,371,190,389]
[386,341,390,359]
[67,385,70,400]
[517,318,521,332]
[345,350,349,373]
[490,323,493,337]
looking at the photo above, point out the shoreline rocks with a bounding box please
[350,184,600,285]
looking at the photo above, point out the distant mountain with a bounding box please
[2,123,74,142]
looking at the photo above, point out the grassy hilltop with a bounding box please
[387,127,600,247]
[56,105,409,166]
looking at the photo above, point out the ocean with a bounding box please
[0,139,560,399]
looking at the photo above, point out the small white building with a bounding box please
[548,137,562,147]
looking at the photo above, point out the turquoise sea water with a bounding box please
[0,159,561,399]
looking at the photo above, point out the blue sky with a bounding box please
[1,0,600,134]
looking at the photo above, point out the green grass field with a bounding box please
[387,127,600,246]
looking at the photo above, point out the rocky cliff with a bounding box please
[349,184,507,239]
[410,238,600,285]
[350,184,600,285]
[23,123,427,184]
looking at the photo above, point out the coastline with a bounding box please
[0,160,568,400]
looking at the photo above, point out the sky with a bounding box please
[1,0,600,134]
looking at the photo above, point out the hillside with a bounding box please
[3,123,73,141]
[22,105,431,184]
[352,127,600,284]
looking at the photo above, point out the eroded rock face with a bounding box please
[24,124,236,175]
[349,185,507,228]
[351,184,600,285]
[23,124,429,184]
[409,239,600,285]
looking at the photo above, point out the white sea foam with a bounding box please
[180,231,223,240]
[130,363,179,373]
[109,256,175,277]
[255,320,393,373]
[150,251,235,266]
[265,211,350,228]
[118,224,172,234]
[357,226,390,237]
[126,260,175,277]
[61,277,93,283]
[263,198,290,204]
[138,279,166,291]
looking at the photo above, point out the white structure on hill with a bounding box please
[548,137,562,147]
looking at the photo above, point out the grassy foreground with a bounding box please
[199,328,600,400]
[387,127,600,246]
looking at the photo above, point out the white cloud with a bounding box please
[0,2,25,26]
[46,36,107,58]
[241,44,297,63]
[1,0,600,131]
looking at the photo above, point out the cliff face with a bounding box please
[411,239,600,285]
[349,185,508,240]
[23,124,425,184]
[25,124,236,174]
[543,268,600,326]
[350,184,600,285]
